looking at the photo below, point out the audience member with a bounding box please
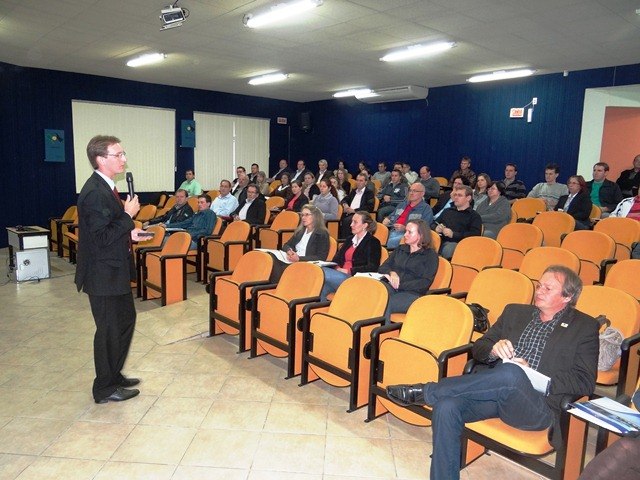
[449,156,477,188]
[502,163,527,203]
[357,161,370,177]
[291,159,310,183]
[418,165,441,200]
[166,194,217,249]
[272,172,291,198]
[333,159,348,178]
[402,162,419,184]
[255,171,270,196]
[527,163,568,211]
[231,171,249,200]
[211,180,239,221]
[320,212,381,300]
[312,178,339,220]
[378,219,439,323]
[376,169,408,221]
[232,184,266,225]
[616,154,640,198]
[475,181,511,238]
[383,183,433,249]
[147,189,193,227]
[555,175,592,230]
[269,204,330,282]
[248,163,260,184]
[267,158,292,183]
[336,169,352,195]
[610,192,640,258]
[330,176,347,202]
[472,173,491,207]
[316,159,331,184]
[433,185,482,259]
[284,180,309,212]
[373,162,391,188]
[340,173,375,238]
[432,176,468,218]
[586,162,622,216]
[231,166,246,187]
[178,169,202,196]
[385,265,598,480]
[302,172,320,199]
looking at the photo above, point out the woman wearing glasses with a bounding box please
[268,204,330,282]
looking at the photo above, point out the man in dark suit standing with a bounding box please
[75,135,146,404]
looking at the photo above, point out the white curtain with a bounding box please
[193,112,270,190]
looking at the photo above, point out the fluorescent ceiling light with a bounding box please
[467,69,536,83]
[355,91,380,100]
[380,42,455,62]
[333,88,372,98]
[243,0,323,28]
[248,73,289,85]
[126,53,166,68]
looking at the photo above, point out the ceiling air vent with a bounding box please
[356,85,429,104]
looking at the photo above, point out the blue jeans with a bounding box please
[383,283,419,323]
[386,230,403,249]
[423,363,553,480]
[320,267,350,301]
[439,240,458,260]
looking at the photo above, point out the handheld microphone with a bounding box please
[126,172,135,198]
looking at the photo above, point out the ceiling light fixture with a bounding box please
[380,41,456,62]
[243,0,323,28]
[467,69,536,83]
[248,72,289,85]
[126,53,166,67]
[333,88,373,98]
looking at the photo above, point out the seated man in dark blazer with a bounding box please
[232,184,266,226]
[339,173,375,238]
[386,265,598,480]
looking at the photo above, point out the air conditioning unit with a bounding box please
[356,85,429,104]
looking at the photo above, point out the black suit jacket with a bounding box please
[341,188,375,213]
[290,168,310,183]
[285,194,309,212]
[283,229,330,261]
[473,304,598,414]
[332,233,381,275]
[555,191,592,222]
[232,198,266,225]
[75,172,135,296]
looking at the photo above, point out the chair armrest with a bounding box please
[251,283,278,295]
[289,296,322,309]
[138,246,163,254]
[302,301,332,317]
[353,316,386,330]
[598,258,617,284]
[449,291,468,300]
[427,287,451,295]
[438,343,473,377]
[160,253,188,261]
[481,264,502,271]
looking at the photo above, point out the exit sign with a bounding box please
[510,108,525,118]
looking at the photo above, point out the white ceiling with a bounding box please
[1,0,639,103]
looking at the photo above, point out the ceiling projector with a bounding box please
[160,4,188,30]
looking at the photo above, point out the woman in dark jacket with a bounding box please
[378,219,438,323]
[320,211,381,300]
[555,175,592,230]
[273,172,291,199]
[269,204,330,282]
[284,180,309,213]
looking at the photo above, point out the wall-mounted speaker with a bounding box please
[300,112,312,133]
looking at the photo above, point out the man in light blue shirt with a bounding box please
[211,180,239,220]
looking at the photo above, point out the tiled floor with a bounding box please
[0,249,598,479]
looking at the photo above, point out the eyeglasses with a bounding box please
[105,152,126,158]
[408,189,424,193]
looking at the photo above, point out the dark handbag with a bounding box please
[467,303,490,333]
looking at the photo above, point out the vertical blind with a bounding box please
[193,112,270,190]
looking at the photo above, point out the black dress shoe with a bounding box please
[95,387,140,404]
[120,377,141,388]
[386,384,426,407]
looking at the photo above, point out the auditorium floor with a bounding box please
[0,249,599,480]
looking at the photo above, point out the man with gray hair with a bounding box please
[386,265,598,480]
[316,159,331,184]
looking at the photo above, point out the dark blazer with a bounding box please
[332,233,381,275]
[148,203,193,225]
[232,198,267,225]
[316,171,331,184]
[378,245,438,295]
[283,229,330,261]
[555,191,592,222]
[75,172,135,296]
[341,188,375,213]
[272,167,293,181]
[285,193,309,213]
[586,179,623,211]
[473,304,598,414]
[304,184,320,200]
[290,168,311,183]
